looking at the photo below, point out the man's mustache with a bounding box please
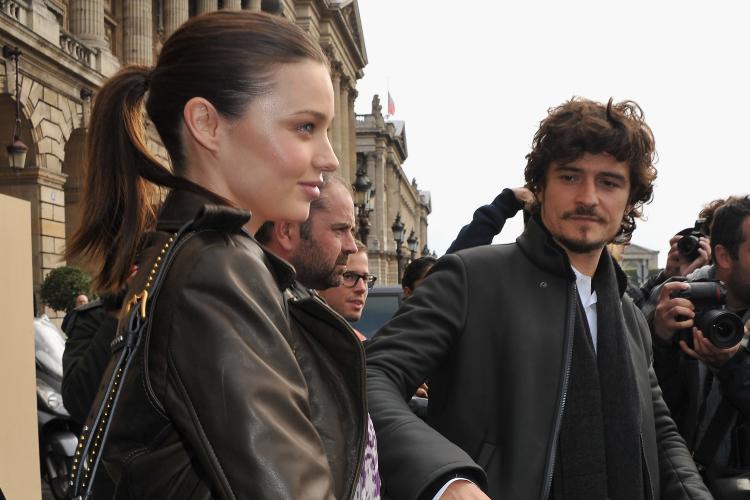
[562,206,605,222]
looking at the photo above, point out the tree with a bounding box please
[40,266,92,313]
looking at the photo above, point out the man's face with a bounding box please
[290,183,357,290]
[725,217,750,309]
[538,153,631,255]
[318,251,370,321]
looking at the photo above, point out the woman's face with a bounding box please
[218,60,338,225]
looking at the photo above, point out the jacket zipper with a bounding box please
[640,433,655,500]
[540,284,577,500]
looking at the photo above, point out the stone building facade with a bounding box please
[0,0,371,316]
[621,243,659,285]
[356,94,431,285]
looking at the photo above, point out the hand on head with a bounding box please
[511,186,534,207]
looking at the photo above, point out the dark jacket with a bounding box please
[366,216,710,500]
[62,300,118,426]
[86,190,367,499]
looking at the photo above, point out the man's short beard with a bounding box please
[727,273,750,309]
[291,238,347,290]
[556,235,609,254]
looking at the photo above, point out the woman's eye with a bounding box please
[297,123,315,134]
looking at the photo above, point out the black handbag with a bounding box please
[694,399,750,499]
[68,220,195,500]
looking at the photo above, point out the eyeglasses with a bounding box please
[342,271,377,290]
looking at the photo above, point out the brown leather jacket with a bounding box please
[89,190,368,499]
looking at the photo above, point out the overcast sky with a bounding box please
[353,0,749,268]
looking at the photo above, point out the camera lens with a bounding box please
[677,235,700,261]
[696,309,744,349]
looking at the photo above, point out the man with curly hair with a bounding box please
[366,98,711,500]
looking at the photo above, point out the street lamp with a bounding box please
[422,244,430,257]
[3,45,28,169]
[391,213,405,283]
[407,229,418,262]
[352,163,372,245]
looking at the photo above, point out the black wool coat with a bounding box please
[366,217,711,500]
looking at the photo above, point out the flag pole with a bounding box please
[385,76,391,120]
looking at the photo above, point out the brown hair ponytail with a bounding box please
[66,11,328,294]
[65,66,220,294]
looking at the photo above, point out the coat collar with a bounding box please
[155,189,296,290]
[516,214,629,297]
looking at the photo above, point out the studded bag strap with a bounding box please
[69,220,196,500]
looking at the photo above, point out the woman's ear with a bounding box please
[183,97,222,153]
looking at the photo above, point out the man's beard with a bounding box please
[727,271,750,310]
[556,205,615,254]
[292,240,347,290]
[555,235,608,254]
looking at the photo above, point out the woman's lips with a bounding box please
[299,182,321,200]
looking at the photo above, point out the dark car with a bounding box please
[357,285,402,339]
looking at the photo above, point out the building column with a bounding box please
[0,167,68,317]
[164,0,189,37]
[348,86,358,188]
[339,78,351,182]
[196,0,218,14]
[372,151,387,254]
[123,0,153,65]
[330,66,342,167]
[68,0,106,50]
[223,0,241,9]
[248,0,262,11]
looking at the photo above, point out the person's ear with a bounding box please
[183,97,221,153]
[535,188,544,206]
[274,221,300,252]
[714,244,733,271]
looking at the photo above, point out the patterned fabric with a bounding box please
[354,414,381,500]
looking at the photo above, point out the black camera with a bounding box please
[671,280,744,349]
[676,218,709,261]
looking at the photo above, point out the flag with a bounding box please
[387,91,396,116]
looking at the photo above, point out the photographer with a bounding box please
[650,195,750,498]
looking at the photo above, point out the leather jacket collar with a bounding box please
[155,189,296,290]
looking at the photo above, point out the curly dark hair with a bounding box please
[709,195,750,259]
[524,97,657,243]
[699,197,728,235]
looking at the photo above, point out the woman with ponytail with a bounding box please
[66,11,372,499]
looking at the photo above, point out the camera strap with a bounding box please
[694,398,738,467]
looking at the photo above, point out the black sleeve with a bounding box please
[446,188,522,254]
[716,346,750,420]
[61,306,118,426]
[650,332,690,427]
[366,254,486,499]
[648,304,690,429]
